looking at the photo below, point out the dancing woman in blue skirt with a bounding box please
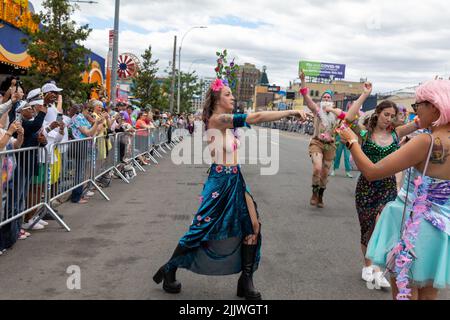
[153,79,305,300]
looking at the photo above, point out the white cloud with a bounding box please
[30,0,450,92]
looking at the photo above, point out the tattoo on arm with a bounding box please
[218,114,233,125]
[430,137,449,164]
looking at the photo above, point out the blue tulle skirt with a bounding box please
[167,164,261,276]
[366,199,450,289]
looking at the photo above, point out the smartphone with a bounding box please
[15,112,22,123]
[56,113,63,122]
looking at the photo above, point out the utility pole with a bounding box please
[110,0,120,105]
[169,36,177,113]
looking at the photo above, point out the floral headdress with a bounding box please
[210,49,239,92]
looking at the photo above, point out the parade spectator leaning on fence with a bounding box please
[0,116,24,252]
[70,103,102,204]
[24,88,65,229]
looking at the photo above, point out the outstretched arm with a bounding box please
[345,82,372,123]
[338,127,431,181]
[323,106,344,118]
[299,70,319,114]
[210,110,306,130]
[395,119,419,140]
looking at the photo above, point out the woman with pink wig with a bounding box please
[338,79,450,300]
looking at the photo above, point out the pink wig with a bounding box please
[415,79,450,126]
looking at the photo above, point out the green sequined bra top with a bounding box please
[361,130,400,164]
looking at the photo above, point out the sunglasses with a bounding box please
[411,101,429,113]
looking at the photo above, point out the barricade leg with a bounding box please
[90,180,110,201]
[43,203,71,231]
[113,167,130,184]
[132,159,146,172]
[147,149,159,164]
[153,148,163,158]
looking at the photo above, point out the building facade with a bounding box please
[236,63,261,109]
[192,76,215,111]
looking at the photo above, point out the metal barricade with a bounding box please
[155,127,168,155]
[150,128,162,163]
[93,134,129,185]
[0,147,69,231]
[131,129,149,172]
[49,137,110,212]
[146,128,159,164]
[160,127,171,151]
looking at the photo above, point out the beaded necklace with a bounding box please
[362,130,399,164]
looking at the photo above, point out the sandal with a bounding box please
[77,198,89,204]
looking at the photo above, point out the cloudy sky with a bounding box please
[32,0,450,93]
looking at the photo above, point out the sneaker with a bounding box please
[329,170,335,177]
[38,219,49,226]
[373,271,391,288]
[362,266,374,282]
[345,172,353,178]
[85,191,95,197]
[22,221,44,230]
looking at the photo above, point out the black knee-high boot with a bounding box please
[153,244,190,294]
[317,187,325,208]
[237,244,262,300]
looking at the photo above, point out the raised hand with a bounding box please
[336,126,358,144]
[363,82,372,95]
[324,105,334,113]
[299,69,306,86]
[11,91,23,103]
[49,121,60,130]
[15,123,24,136]
[292,110,307,121]
[7,121,19,135]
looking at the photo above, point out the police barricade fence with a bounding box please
[0,146,70,232]
[0,128,181,233]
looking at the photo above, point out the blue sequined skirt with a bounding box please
[167,164,261,276]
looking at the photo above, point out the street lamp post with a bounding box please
[110,0,120,106]
[177,26,207,114]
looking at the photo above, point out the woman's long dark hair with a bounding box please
[202,87,221,130]
[366,100,398,132]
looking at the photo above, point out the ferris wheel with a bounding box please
[117,53,141,80]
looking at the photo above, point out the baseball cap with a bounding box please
[16,100,32,113]
[26,88,44,106]
[42,83,63,94]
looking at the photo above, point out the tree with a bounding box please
[131,45,161,110]
[22,0,92,102]
[158,64,201,113]
[179,71,201,113]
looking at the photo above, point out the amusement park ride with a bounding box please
[108,52,141,103]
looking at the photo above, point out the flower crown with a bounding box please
[210,49,239,92]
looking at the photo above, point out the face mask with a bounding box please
[320,101,334,110]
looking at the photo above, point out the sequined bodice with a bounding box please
[362,131,399,163]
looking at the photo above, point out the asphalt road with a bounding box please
[0,127,448,300]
